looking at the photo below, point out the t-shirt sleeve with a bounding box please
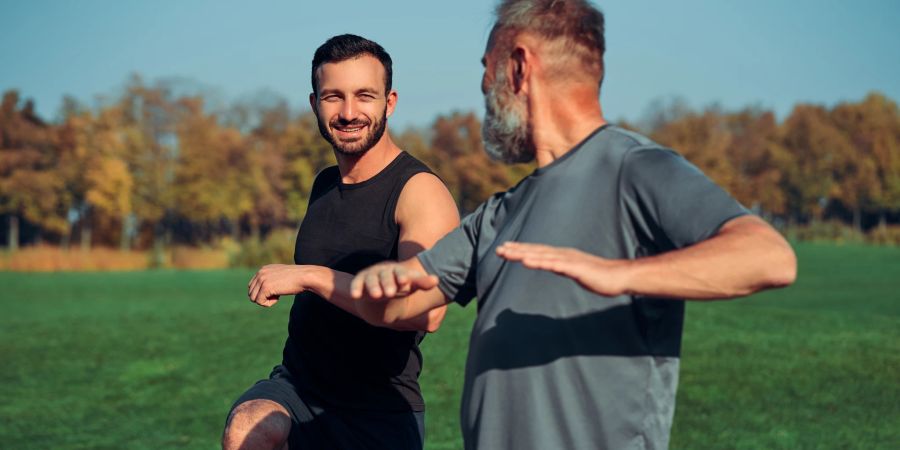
[417,202,488,307]
[621,146,750,249]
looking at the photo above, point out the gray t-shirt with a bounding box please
[419,125,749,450]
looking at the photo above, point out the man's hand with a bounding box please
[496,242,632,297]
[350,262,439,300]
[497,216,796,301]
[248,264,314,307]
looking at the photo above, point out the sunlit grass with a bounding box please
[0,243,897,449]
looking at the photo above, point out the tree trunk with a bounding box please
[8,215,19,252]
[80,220,92,251]
[119,216,131,251]
[249,216,260,243]
[151,222,166,268]
[230,218,240,242]
[61,226,71,250]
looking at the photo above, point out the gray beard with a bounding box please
[482,75,534,164]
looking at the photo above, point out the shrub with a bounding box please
[169,246,230,269]
[786,221,866,244]
[227,228,296,268]
[0,245,148,271]
[867,225,900,246]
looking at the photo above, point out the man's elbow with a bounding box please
[758,243,798,291]
[741,219,798,292]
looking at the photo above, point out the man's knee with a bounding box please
[223,399,291,450]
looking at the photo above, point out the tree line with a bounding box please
[2,76,899,252]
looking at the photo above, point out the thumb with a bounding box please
[410,273,439,291]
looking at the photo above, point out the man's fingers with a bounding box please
[497,241,560,256]
[350,266,437,300]
[253,282,266,304]
[364,272,384,299]
[249,281,262,303]
[248,274,259,297]
[394,266,410,285]
[498,247,580,278]
[498,248,566,262]
[379,268,399,297]
[258,295,279,308]
[521,257,568,274]
[350,275,364,299]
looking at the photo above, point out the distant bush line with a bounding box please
[2,76,899,256]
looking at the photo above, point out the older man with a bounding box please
[347,1,797,449]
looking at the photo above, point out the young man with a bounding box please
[222,35,459,450]
[348,1,798,449]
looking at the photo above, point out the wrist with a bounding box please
[296,265,326,296]
[615,258,639,296]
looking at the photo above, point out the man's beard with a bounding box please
[317,107,387,156]
[482,68,534,164]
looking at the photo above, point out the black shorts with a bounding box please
[229,365,425,450]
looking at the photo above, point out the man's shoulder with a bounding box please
[310,165,340,200]
[594,125,682,168]
[597,125,667,154]
[394,151,436,182]
[399,150,431,168]
[315,165,340,182]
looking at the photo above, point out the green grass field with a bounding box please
[1,243,898,449]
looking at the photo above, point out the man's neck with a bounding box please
[335,133,402,184]
[530,86,607,168]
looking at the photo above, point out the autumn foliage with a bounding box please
[2,77,900,270]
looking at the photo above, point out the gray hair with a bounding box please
[492,0,606,85]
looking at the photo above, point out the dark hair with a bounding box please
[492,0,605,86]
[311,34,393,95]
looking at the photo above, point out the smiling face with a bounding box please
[311,55,396,156]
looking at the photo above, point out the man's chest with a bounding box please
[294,193,397,271]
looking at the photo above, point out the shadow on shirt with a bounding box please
[469,302,682,374]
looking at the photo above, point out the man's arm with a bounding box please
[247,253,452,329]
[245,263,439,329]
[496,215,796,300]
[247,171,459,332]
[349,256,453,327]
[390,172,460,331]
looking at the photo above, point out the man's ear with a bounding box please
[510,46,530,94]
[386,90,398,118]
[308,92,316,111]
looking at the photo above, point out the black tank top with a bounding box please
[283,151,432,412]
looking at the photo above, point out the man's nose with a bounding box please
[339,99,357,121]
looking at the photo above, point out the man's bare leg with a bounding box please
[223,399,291,450]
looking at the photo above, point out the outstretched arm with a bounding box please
[247,263,445,331]
[496,215,796,300]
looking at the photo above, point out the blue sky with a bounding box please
[2,0,899,129]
